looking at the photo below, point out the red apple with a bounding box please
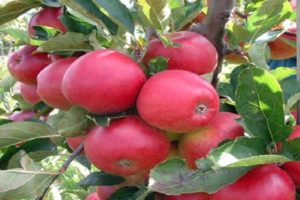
[163,192,210,200]
[269,21,297,60]
[84,116,170,176]
[85,192,100,200]
[281,125,300,187]
[20,83,41,105]
[137,70,220,133]
[143,31,218,75]
[178,112,244,169]
[96,185,119,200]
[66,134,87,154]
[62,50,146,114]
[28,7,67,37]
[8,45,51,85]
[37,57,75,110]
[211,164,295,200]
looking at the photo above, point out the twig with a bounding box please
[191,0,236,88]
[37,142,85,200]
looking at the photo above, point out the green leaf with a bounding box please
[136,0,171,31]
[149,158,251,195]
[281,138,300,160]
[12,93,35,110]
[0,153,57,199]
[92,0,135,33]
[108,187,139,200]
[32,25,60,40]
[0,28,29,44]
[280,75,300,103]
[148,56,168,76]
[38,32,94,52]
[0,0,41,26]
[255,29,285,44]
[0,121,59,149]
[36,0,61,7]
[246,0,293,42]
[60,0,118,35]
[271,67,296,81]
[60,12,97,34]
[202,137,289,168]
[79,172,125,189]
[58,106,90,137]
[169,0,185,29]
[248,43,270,69]
[235,67,291,142]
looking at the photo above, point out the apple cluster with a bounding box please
[7,6,300,200]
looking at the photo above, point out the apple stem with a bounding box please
[37,141,85,200]
[190,0,236,88]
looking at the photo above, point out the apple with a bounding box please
[281,125,300,187]
[84,116,170,176]
[66,134,87,154]
[85,192,100,200]
[62,50,146,114]
[210,164,295,200]
[37,57,76,110]
[28,7,67,37]
[178,112,244,169]
[163,192,210,200]
[96,185,119,200]
[20,83,41,105]
[268,21,296,60]
[143,31,218,75]
[137,70,220,133]
[8,45,51,85]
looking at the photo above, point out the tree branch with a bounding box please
[190,0,236,88]
[37,142,85,200]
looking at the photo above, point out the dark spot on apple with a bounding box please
[196,104,207,114]
[118,159,133,167]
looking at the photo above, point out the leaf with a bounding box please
[79,172,125,189]
[0,121,59,149]
[148,56,168,76]
[60,0,118,35]
[108,187,139,200]
[92,0,135,33]
[38,32,94,52]
[60,12,97,34]
[58,106,90,137]
[246,0,293,42]
[280,138,300,160]
[235,67,291,142]
[255,29,285,44]
[286,93,300,112]
[271,67,296,81]
[280,75,300,104]
[169,0,185,29]
[136,0,171,31]
[149,158,251,195]
[0,0,41,26]
[36,0,61,7]
[0,28,29,44]
[33,25,60,40]
[248,43,270,69]
[202,137,289,168]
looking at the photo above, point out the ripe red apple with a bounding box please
[269,21,296,60]
[137,70,220,133]
[66,134,87,154]
[37,57,76,110]
[9,110,36,121]
[96,185,119,200]
[211,164,295,200]
[143,31,218,75]
[28,7,67,37]
[84,116,170,176]
[163,192,210,200]
[178,112,244,169]
[281,125,300,187]
[62,50,146,114]
[20,83,41,105]
[8,45,51,85]
[85,192,100,200]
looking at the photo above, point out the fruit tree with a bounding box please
[0,0,299,199]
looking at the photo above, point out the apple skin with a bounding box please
[143,31,218,75]
[8,45,51,85]
[84,116,170,176]
[96,185,119,200]
[281,125,300,187]
[28,7,66,37]
[66,134,87,154]
[20,83,41,105]
[163,192,210,200]
[210,164,295,200]
[62,50,146,114]
[37,57,76,110]
[178,112,244,169]
[85,192,100,200]
[137,70,220,133]
[269,22,296,60]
